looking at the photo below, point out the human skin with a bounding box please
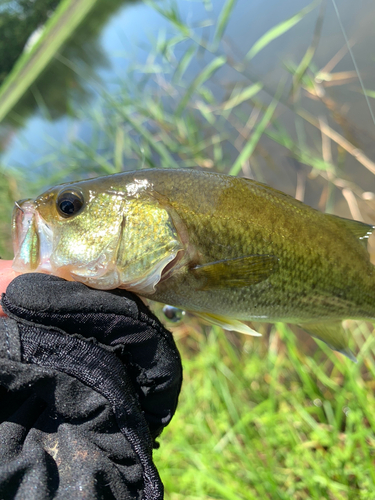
[0,261,19,316]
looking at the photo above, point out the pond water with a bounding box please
[1,0,375,233]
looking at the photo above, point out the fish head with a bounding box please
[12,176,184,293]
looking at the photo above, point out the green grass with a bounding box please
[1,0,375,497]
[0,172,21,259]
[156,323,375,499]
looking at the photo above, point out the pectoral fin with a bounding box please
[192,254,278,290]
[195,312,261,336]
[300,322,357,362]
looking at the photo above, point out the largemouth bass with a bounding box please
[12,169,375,360]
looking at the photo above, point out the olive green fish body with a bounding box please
[135,170,375,324]
[12,169,375,359]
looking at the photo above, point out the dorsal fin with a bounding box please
[326,214,374,244]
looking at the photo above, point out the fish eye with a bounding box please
[57,190,84,218]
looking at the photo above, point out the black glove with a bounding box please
[0,274,182,500]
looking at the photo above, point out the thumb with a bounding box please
[0,260,20,316]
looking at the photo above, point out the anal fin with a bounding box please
[300,321,357,362]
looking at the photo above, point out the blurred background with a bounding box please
[1,0,375,497]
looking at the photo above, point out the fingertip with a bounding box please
[0,260,20,316]
[0,260,13,272]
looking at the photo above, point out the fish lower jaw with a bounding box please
[12,200,54,273]
[12,257,54,275]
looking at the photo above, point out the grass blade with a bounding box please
[229,87,282,176]
[0,0,99,123]
[245,0,320,61]
[292,1,325,95]
[221,82,263,111]
[173,45,197,83]
[176,55,227,116]
[361,89,375,99]
[212,0,238,49]
[146,0,190,37]
[120,111,180,169]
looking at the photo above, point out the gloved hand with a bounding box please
[0,273,183,500]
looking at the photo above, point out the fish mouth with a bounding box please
[12,200,53,273]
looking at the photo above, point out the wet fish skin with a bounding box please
[12,169,375,360]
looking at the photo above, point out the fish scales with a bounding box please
[142,170,375,321]
[11,169,375,359]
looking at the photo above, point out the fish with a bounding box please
[11,168,375,361]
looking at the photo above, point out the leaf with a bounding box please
[245,0,320,61]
